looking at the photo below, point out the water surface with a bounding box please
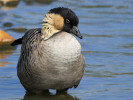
[0,0,133,100]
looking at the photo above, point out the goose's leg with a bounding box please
[56,88,68,94]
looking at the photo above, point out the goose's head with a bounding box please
[42,7,82,40]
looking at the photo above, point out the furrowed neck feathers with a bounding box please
[41,13,64,40]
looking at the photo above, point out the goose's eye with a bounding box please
[66,19,70,23]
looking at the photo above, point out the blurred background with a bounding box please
[0,0,133,100]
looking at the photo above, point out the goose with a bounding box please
[11,7,85,94]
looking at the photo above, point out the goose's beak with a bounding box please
[70,26,83,39]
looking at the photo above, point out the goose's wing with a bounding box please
[74,54,85,88]
[11,28,41,46]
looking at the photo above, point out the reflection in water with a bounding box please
[34,0,56,4]
[0,0,56,11]
[0,43,16,67]
[3,22,13,27]
[9,27,27,33]
[23,0,56,5]
[0,0,20,11]
[23,92,79,100]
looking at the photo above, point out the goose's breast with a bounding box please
[41,32,81,65]
[30,32,84,89]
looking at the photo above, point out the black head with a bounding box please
[49,7,83,39]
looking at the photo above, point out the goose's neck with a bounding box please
[41,14,61,40]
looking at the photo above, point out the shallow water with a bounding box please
[0,0,133,100]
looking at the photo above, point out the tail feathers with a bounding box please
[11,38,22,46]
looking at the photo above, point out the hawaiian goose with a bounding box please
[11,7,85,94]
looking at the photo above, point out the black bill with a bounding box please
[70,26,83,39]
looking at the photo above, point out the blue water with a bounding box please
[0,0,133,100]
